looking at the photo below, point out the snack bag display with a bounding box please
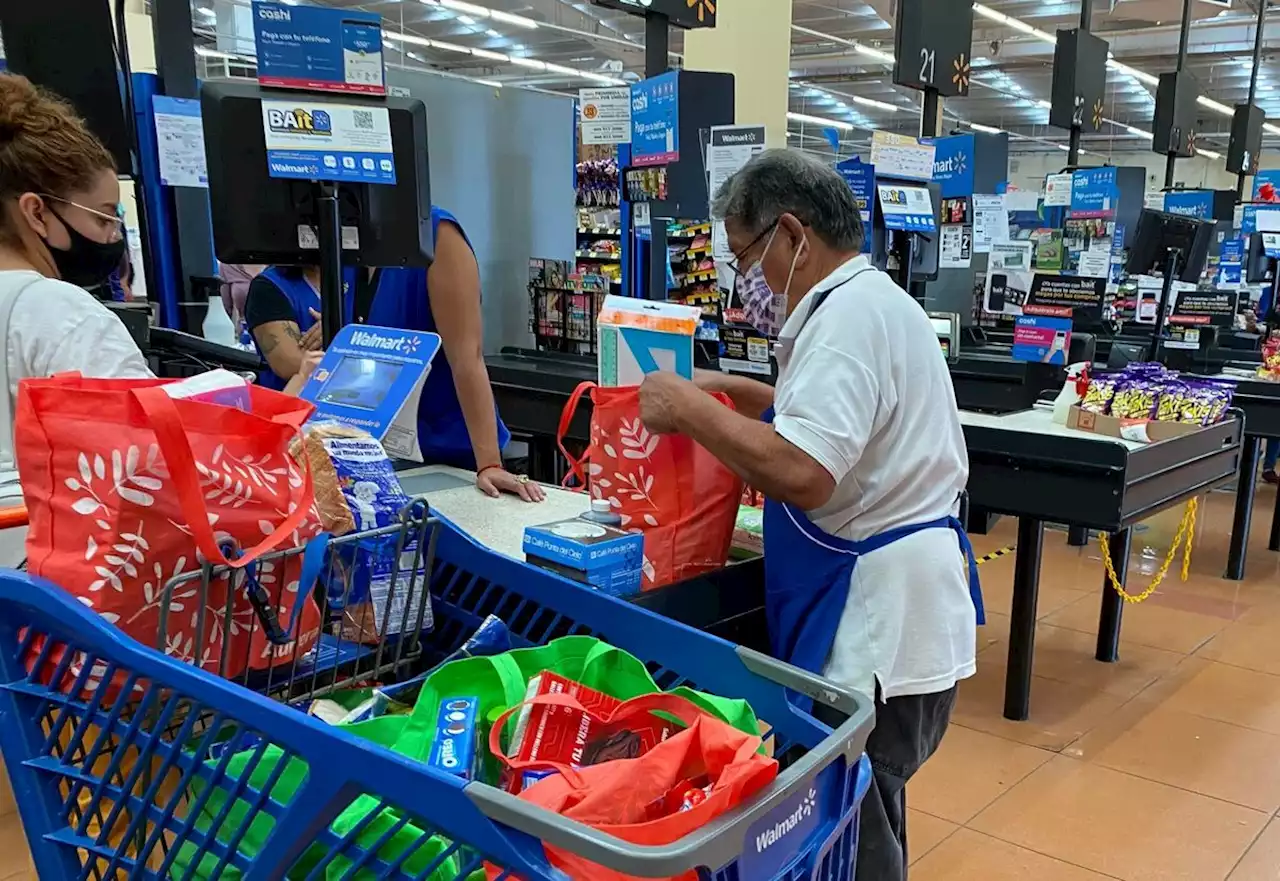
[294,422,432,643]
[1109,377,1161,420]
[1080,372,1120,414]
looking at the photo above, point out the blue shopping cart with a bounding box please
[0,503,873,880]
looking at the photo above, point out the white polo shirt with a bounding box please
[773,255,977,700]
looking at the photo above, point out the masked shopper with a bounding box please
[637,149,983,881]
[245,208,544,502]
[0,75,318,566]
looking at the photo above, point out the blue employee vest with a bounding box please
[254,208,508,465]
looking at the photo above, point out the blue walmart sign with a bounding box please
[929,134,975,199]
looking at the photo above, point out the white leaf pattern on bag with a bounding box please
[603,444,617,458]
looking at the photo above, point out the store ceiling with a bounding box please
[194,0,1280,157]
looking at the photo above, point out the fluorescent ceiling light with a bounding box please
[1106,57,1160,87]
[852,95,900,112]
[1196,147,1222,159]
[969,122,1002,134]
[972,3,1056,44]
[196,6,215,16]
[469,47,509,61]
[787,111,854,131]
[427,38,472,54]
[474,78,504,89]
[428,0,540,29]
[1266,123,1280,136]
[486,28,502,38]
[457,15,477,25]
[1197,96,1233,115]
[1057,143,1070,151]
[1125,125,1154,139]
[1036,99,1052,109]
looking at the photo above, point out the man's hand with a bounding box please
[300,308,324,351]
[639,371,698,434]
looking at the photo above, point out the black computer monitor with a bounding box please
[1107,340,1146,369]
[201,80,433,268]
[1125,209,1214,283]
[1246,232,1276,284]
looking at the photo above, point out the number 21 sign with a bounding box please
[892,0,974,97]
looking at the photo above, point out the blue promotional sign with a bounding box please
[876,183,936,233]
[252,2,385,95]
[928,134,976,199]
[1110,223,1126,284]
[1163,190,1215,219]
[261,99,396,184]
[1244,205,1280,235]
[836,158,875,253]
[1070,167,1117,218]
[1220,237,1244,285]
[302,325,441,461]
[1012,315,1072,365]
[630,71,679,167]
[1253,169,1280,203]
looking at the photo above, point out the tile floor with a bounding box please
[1,486,1279,879]
[913,484,1280,881]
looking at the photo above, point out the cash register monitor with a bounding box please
[315,355,406,411]
[1246,232,1276,284]
[201,80,433,267]
[1125,209,1213,283]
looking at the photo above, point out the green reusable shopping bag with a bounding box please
[173,636,758,880]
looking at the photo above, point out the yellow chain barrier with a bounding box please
[1098,497,1198,604]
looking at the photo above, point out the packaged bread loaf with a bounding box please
[291,421,432,644]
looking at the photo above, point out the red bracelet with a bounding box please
[477,463,504,478]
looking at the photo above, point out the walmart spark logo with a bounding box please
[1092,98,1104,129]
[754,787,817,854]
[686,0,715,23]
[952,53,970,92]
[400,336,421,355]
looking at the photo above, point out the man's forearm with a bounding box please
[695,369,775,420]
[670,386,830,509]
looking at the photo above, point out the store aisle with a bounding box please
[911,487,1280,881]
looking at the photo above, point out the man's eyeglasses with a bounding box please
[725,220,779,277]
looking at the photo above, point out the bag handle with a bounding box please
[556,380,596,489]
[130,386,314,569]
[488,691,746,787]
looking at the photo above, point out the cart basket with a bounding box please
[0,515,873,880]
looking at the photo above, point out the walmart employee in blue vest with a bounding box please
[245,206,545,502]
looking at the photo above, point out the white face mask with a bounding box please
[733,225,807,336]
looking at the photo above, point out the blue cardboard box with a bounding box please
[522,518,644,598]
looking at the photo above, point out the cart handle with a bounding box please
[0,506,28,529]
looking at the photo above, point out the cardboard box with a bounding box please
[597,295,700,386]
[1067,405,1204,443]
[523,517,644,597]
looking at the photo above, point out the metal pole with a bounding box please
[1147,248,1179,361]
[644,13,670,78]
[317,182,344,349]
[643,12,670,301]
[1165,0,1194,189]
[1095,528,1131,662]
[1237,0,1267,199]
[920,89,941,139]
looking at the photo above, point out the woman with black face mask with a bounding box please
[0,76,310,566]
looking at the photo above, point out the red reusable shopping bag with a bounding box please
[558,382,742,589]
[486,692,778,881]
[15,374,324,686]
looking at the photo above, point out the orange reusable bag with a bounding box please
[557,382,743,589]
[487,691,778,881]
[15,375,324,687]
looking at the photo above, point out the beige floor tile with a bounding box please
[1198,621,1280,677]
[1163,661,1280,736]
[952,650,1129,752]
[911,828,1119,881]
[909,725,1053,824]
[1042,592,1230,655]
[987,622,1186,701]
[970,756,1268,881]
[1229,816,1280,881]
[1087,706,1280,813]
[905,809,956,866]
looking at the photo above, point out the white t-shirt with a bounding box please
[773,255,976,700]
[0,271,153,503]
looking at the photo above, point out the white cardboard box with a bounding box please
[596,296,701,387]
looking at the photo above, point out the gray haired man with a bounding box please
[639,149,982,880]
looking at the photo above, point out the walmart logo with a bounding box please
[935,151,967,178]
[686,0,715,22]
[266,107,333,136]
[400,336,421,355]
[754,787,817,854]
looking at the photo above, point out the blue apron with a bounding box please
[761,275,984,676]
[253,265,357,391]
[362,207,509,467]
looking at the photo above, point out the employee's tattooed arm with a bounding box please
[252,320,306,381]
